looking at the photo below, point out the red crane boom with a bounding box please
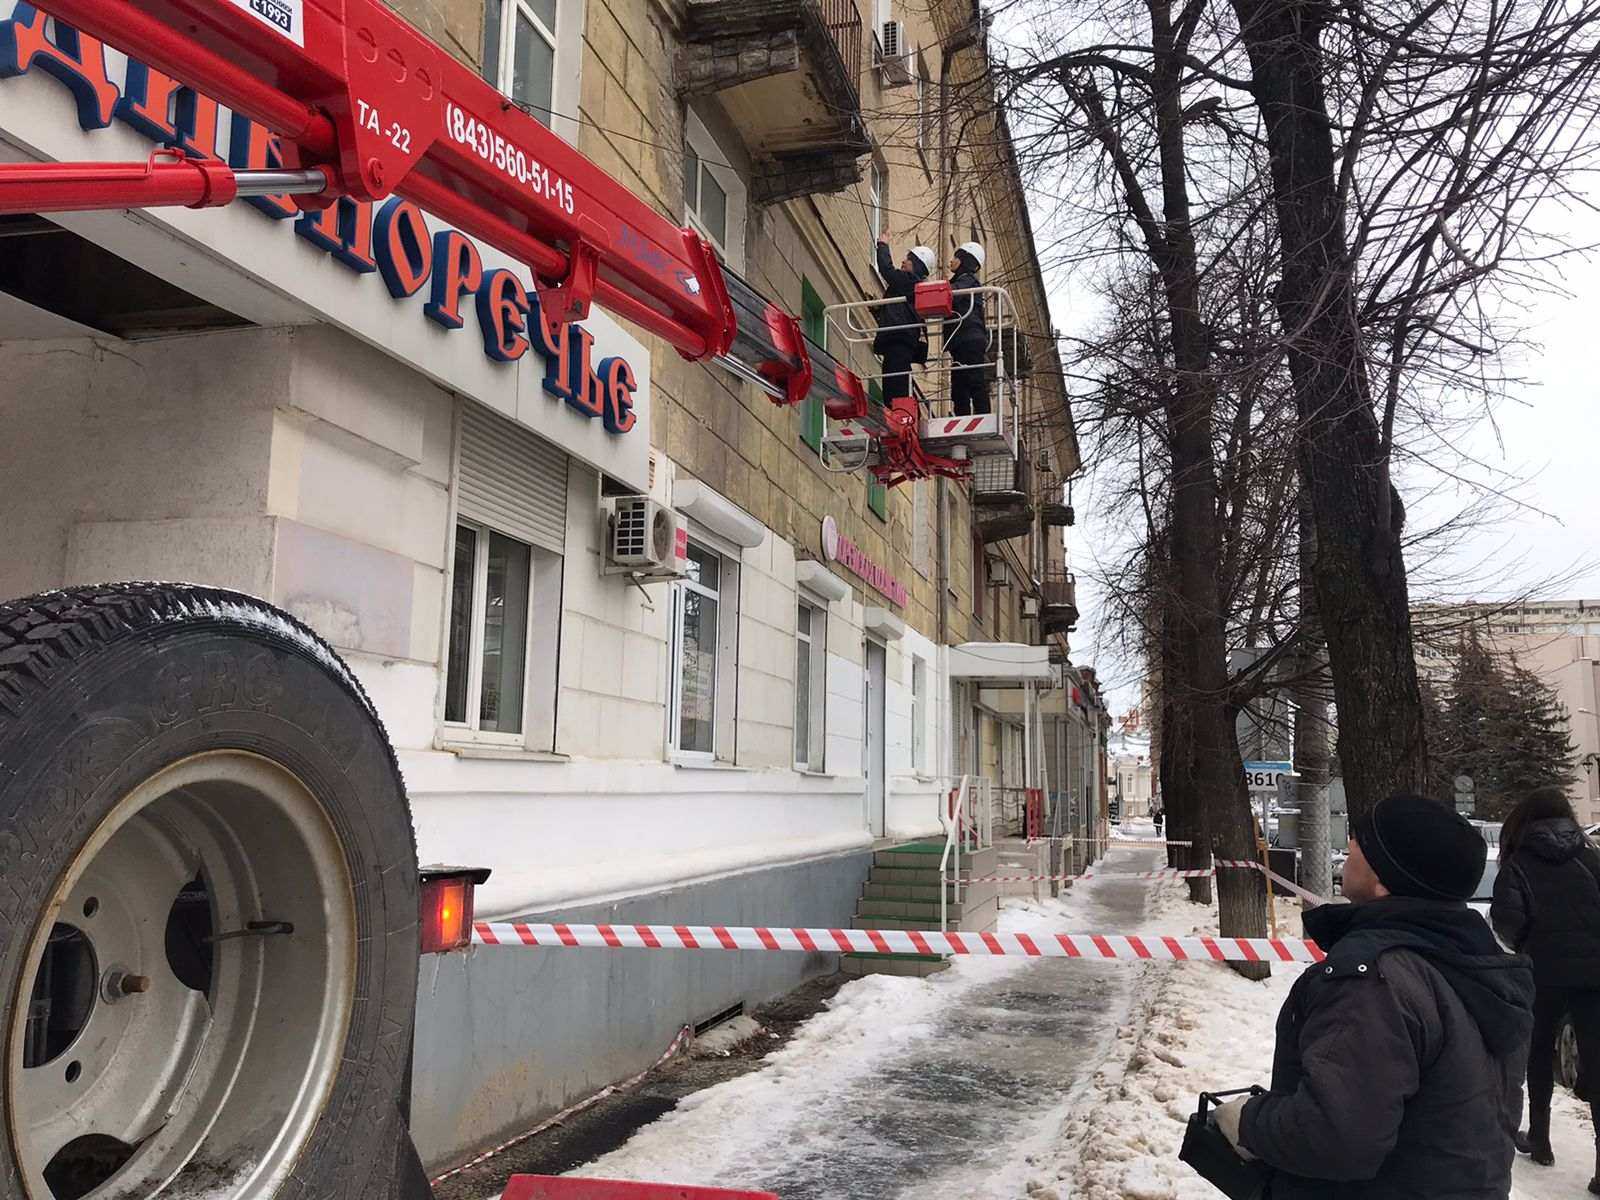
[0,0,971,483]
[3,0,744,360]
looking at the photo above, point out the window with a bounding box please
[868,160,886,250]
[683,110,747,269]
[911,656,927,772]
[795,601,828,770]
[671,541,728,757]
[483,0,557,123]
[800,277,827,450]
[866,379,888,519]
[917,54,935,163]
[446,521,534,735]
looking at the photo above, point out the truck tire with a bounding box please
[0,583,420,1200]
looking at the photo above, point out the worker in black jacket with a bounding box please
[1492,785,1600,1188]
[946,241,990,416]
[873,238,934,405]
[1215,793,1535,1199]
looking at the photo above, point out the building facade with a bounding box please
[0,0,1086,1169]
[1415,599,1600,820]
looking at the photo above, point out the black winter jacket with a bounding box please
[1491,816,1600,988]
[1239,898,1534,1199]
[946,265,988,359]
[872,243,927,356]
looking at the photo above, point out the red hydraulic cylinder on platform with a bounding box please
[0,151,242,211]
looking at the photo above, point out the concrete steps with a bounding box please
[843,841,1001,978]
[993,837,1050,900]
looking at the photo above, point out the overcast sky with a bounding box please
[1053,240,1600,720]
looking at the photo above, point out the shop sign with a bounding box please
[820,515,907,607]
[0,3,637,436]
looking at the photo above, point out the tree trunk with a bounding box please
[1148,3,1258,947]
[1294,481,1333,902]
[1230,0,1428,824]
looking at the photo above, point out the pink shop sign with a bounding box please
[820,516,908,607]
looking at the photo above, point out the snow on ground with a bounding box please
[531,823,1593,1199]
[565,844,1166,1198]
[1055,880,1596,1200]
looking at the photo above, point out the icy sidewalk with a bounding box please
[1054,885,1596,1200]
[563,845,1168,1200]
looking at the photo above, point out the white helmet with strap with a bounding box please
[909,245,937,276]
[956,241,986,269]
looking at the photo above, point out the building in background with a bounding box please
[1415,599,1600,820]
[0,0,1087,1170]
[1108,721,1153,821]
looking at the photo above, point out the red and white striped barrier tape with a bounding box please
[969,867,1218,883]
[1030,838,1196,844]
[472,921,1326,963]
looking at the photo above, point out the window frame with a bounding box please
[442,517,538,746]
[916,51,935,168]
[481,0,583,143]
[670,539,724,761]
[794,597,829,771]
[867,160,887,277]
[683,108,748,271]
[911,655,927,774]
[800,277,828,450]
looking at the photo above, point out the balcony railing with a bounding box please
[820,0,863,104]
[1040,569,1079,634]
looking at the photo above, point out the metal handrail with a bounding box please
[939,774,970,932]
[939,775,995,930]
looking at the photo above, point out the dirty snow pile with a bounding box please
[1050,882,1596,1200]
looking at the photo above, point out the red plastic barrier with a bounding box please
[503,1178,779,1200]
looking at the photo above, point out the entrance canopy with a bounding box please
[948,642,1051,686]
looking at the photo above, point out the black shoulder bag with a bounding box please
[1179,1086,1273,1199]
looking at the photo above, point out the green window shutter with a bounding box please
[866,380,888,519]
[800,278,826,450]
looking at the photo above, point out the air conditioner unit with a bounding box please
[603,496,688,579]
[880,21,914,86]
[1022,595,1041,618]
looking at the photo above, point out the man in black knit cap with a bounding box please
[1213,792,1535,1198]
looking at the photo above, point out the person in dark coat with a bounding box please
[946,241,990,416]
[872,238,934,406]
[1214,792,1535,1199]
[1491,784,1600,1189]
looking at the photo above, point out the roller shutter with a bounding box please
[456,404,568,553]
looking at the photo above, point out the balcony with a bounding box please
[1040,569,1078,635]
[677,0,870,204]
[972,451,1033,542]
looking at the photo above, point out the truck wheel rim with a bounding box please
[6,751,358,1200]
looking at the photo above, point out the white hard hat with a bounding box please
[956,241,986,269]
[909,245,937,276]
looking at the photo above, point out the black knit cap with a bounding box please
[1354,792,1487,901]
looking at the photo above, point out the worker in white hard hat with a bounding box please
[873,236,936,405]
[946,241,990,416]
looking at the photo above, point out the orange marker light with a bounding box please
[420,875,475,954]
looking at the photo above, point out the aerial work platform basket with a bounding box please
[818,283,1023,486]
